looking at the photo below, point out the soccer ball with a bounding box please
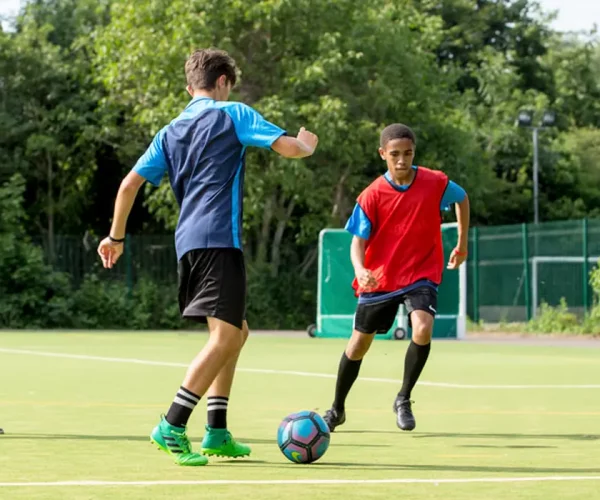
[277,410,330,464]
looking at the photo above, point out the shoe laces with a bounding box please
[170,429,193,454]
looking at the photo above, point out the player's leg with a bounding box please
[393,287,436,431]
[323,298,399,432]
[201,320,251,458]
[151,317,243,466]
[151,248,246,466]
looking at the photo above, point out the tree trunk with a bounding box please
[299,247,318,278]
[331,166,351,225]
[256,193,275,265]
[270,196,296,278]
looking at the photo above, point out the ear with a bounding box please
[186,85,194,97]
[378,147,386,160]
[217,74,228,88]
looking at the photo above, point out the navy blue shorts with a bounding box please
[354,286,437,334]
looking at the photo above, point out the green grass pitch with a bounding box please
[1,331,600,500]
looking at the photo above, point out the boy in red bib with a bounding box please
[322,124,470,432]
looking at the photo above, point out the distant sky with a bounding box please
[1,0,598,33]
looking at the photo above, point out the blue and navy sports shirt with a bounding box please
[133,97,286,260]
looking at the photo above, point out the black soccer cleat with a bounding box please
[0,428,4,435]
[393,397,416,431]
[323,407,346,432]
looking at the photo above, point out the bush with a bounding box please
[0,175,75,328]
[525,298,580,334]
[0,174,188,330]
[581,262,600,335]
[69,275,184,330]
[246,263,314,330]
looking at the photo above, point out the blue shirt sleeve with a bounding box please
[133,128,168,186]
[223,102,286,149]
[441,181,466,211]
[345,203,372,240]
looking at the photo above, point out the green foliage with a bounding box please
[70,276,183,330]
[0,175,186,330]
[2,0,600,330]
[582,263,600,335]
[525,299,579,334]
[0,174,74,328]
[523,264,600,336]
[245,263,315,329]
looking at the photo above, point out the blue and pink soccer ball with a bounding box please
[277,410,331,464]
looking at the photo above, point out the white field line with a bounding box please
[1,476,600,487]
[1,348,600,389]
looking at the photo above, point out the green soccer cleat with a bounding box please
[200,425,251,458]
[150,416,208,466]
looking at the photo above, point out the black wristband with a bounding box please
[108,235,125,243]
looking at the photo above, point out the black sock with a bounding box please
[207,396,229,429]
[332,352,362,412]
[398,341,431,400]
[165,386,200,428]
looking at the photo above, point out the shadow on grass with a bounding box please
[340,430,600,441]
[459,444,556,449]
[0,434,388,447]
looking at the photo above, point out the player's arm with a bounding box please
[346,203,378,289]
[97,171,146,269]
[230,104,318,158]
[98,130,167,269]
[443,181,470,270]
[455,194,470,253]
[350,236,377,289]
[271,128,318,158]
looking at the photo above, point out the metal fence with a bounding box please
[468,218,600,322]
[44,234,178,290]
[42,218,600,324]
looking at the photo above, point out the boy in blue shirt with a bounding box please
[98,49,318,466]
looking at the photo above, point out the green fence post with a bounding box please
[473,227,479,323]
[522,223,531,320]
[583,218,589,315]
[125,233,133,297]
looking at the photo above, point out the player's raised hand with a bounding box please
[97,237,124,269]
[447,248,468,270]
[297,127,319,155]
[357,268,378,291]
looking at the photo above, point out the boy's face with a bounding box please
[379,138,415,178]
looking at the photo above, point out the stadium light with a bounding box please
[516,110,556,225]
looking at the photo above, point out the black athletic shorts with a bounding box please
[177,248,246,329]
[354,286,437,334]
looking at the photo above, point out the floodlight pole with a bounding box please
[532,127,539,225]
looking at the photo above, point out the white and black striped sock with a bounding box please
[165,386,200,428]
[207,396,229,429]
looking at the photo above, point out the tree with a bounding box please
[0,1,112,258]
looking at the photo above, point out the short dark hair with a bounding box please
[380,124,416,147]
[185,49,237,90]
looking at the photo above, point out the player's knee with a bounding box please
[211,335,243,360]
[346,331,373,359]
[411,322,433,344]
[410,310,434,343]
[208,320,245,354]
